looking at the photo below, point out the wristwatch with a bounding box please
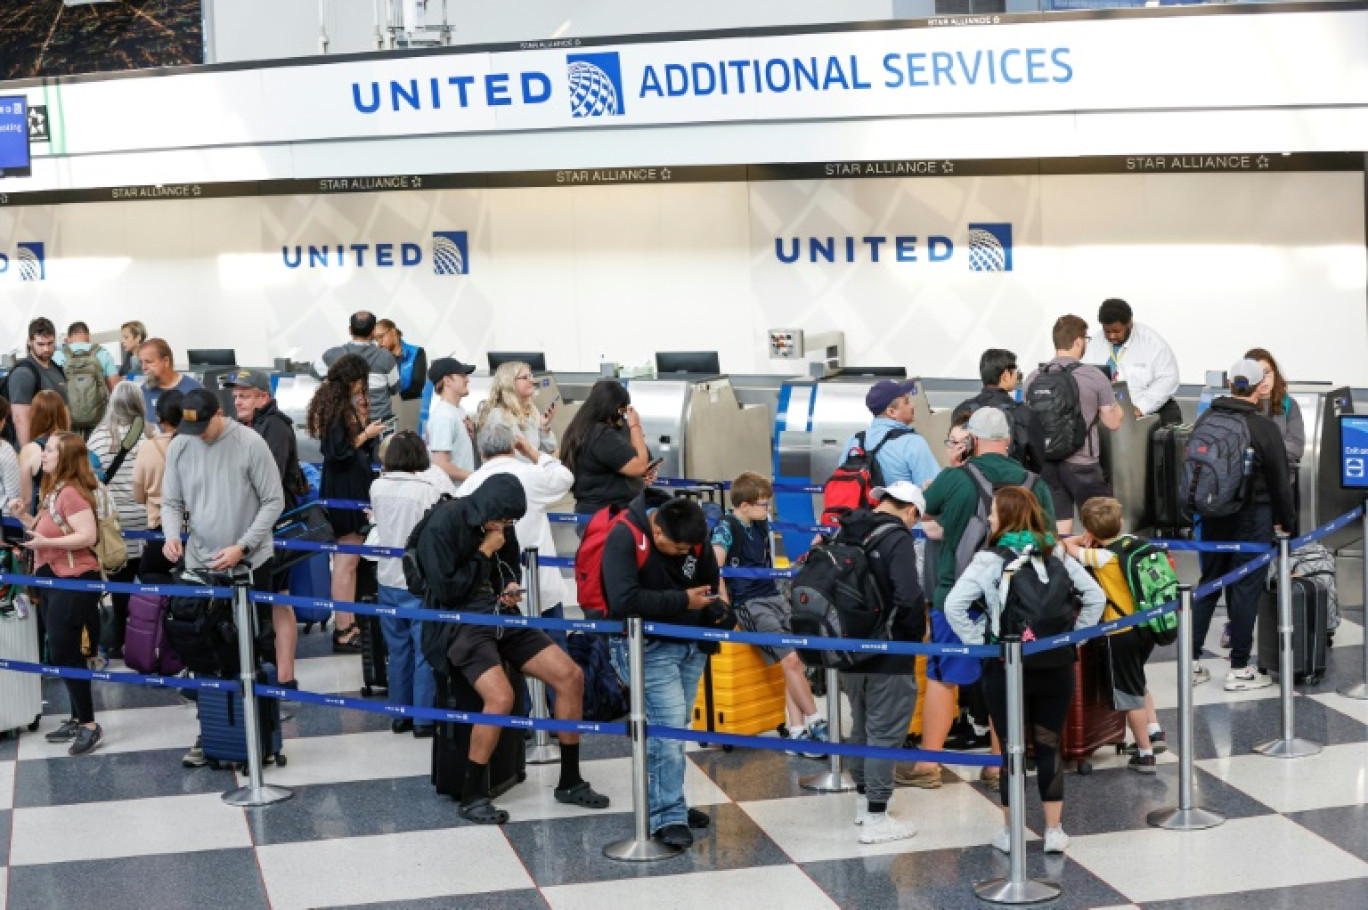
[238,543,252,557]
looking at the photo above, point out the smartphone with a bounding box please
[647,457,665,473]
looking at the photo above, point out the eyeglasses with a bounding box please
[944,437,969,448]
[750,500,771,511]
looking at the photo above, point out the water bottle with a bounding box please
[12,592,30,620]
[1240,446,1255,499]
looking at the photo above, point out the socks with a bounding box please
[1138,749,1154,758]
[856,783,867,795]
[804,713,822,730]
[1147,723,1163,737]
[556,743,583,791]
[461,761,489,805]
[868,801,887,815]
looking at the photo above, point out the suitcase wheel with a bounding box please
[207,759,226,770]
[361,685,374,697]
[722,745,734,754]
[274,753,288,767]
[1077,760,1094,776]
[517,771,527,784]
[27,715,40,732]
[1305,674,1322,686]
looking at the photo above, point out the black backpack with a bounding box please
[402,493,454,598]
[955,392,1033,468]
[0,360,44,448]
[789,521,902,670]
[989,546,1077,669]
[1024,362,1091,462]
[1182,409,1252,519]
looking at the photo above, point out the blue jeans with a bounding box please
[379,585,435,727]
[611,637,707,834]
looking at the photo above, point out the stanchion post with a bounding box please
[1148,586,1225,830]
[1338,502,1368,700]
[522,548,560,765]
[1256,532,1323,758]
[799,666,856,792]
[975,636,1060,905]
[222,566,292,807]
[603,617,682,862]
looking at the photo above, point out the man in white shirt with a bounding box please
[1083,298,1182,425]
[458,423,574,619]
[425,358,477,483]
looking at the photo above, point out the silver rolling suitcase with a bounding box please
[0,606,44,736]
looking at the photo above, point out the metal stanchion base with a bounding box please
[603,837,685,862]
[973,877,1061,904]
[525,742,562,765]
[1254,737,1323,758]
[1337,681,1368,700]
[1147,806,1227,830]
[222,784,293,807]
[799,770,857,793]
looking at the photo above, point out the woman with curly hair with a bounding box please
[308,353,385,652]
[474,360,556,462]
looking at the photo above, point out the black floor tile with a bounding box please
[1158,696,1368,761]
[244,775,464,845]
[8,848,269,910]
[13,748,239,808]
[1142,876,1368,910]
[803,845,1129,910]
[1286,803,1368,864]
[503,802,790,887]
[42,674,184,715]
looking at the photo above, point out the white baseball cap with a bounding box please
[1229,358,1265,390]
[871,481,927,514]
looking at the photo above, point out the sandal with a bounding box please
[332,625,362,654]
[459,797,509,825]
[554,781,610,810]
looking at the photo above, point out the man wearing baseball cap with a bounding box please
[842,379,940,492]
[832,478,925,844]
[900,407,1056,789]
[1187,359,1295,691]
[426,357,478,483]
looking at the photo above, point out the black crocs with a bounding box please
[459,798,509,825]
[687,807,711,829]
[554,781,610,810]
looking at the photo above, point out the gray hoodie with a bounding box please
[162,420,285,570]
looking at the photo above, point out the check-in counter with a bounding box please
[272,373,323,465]
[625,375,770,483]
[1097,382,1159,532]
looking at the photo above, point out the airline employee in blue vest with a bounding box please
[1083,298,1182,426]
[844,380,940,488]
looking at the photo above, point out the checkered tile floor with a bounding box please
[3,610,1367,910]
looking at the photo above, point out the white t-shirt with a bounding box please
[425,398,475,473]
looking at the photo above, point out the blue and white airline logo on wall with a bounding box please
[0,242,46,281]
[431,231,468,275]
[567,53,625,118]
[967,224,1013,272]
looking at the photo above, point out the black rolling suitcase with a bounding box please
[1257,576,1330,684]
[431,667,528,800]
[1150,424,1193,537]
[355,559,388,697]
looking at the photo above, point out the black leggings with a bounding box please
[39,567,103,724]
[982,660,1075,807]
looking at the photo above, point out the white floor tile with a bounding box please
[18,705,199,761]
[1197,742,1368,813]
[1067,814,1368,904]
[256,827,533,910]
[1331,616,1363,649]
[495,755,730,823]
[10,793,252,865]
[294,654,365,695]
[252,730,432,788]
[543,865,839,910]
[1148,657,1283,710]
[1313,691,1368,727]
[740,783,1009,863]
[0,868,7,910]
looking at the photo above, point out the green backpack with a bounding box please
[61,344,110,430]
[1106,535,1180,646]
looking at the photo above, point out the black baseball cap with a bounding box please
[428,358,476,384]
[178,388,222,436]
[220,368,271,393]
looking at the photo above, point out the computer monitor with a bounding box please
[187,349,236,368]
[655,351,721,375]
[487,351,547,373]
[835,366,906,378]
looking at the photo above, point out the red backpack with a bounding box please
[819,428,911,525]
[575,505,649,618]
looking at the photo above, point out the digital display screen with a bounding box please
[0,96,31,178]
[1338,414,1368,489]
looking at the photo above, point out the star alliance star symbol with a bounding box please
[942,161,955,173]
[660,168,672,181]
[1255,155,1269,169]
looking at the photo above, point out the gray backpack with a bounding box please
[953,462,1039,576]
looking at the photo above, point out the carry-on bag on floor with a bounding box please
[431,667,527,800]
[1257,576,1330,684]
[123,592,184,676]
[359,613,388,697]
[0,608,43,736]
[1060,642,1128,774]
[199,662,286,769]
[286,554,333,632]
[1150,424,1194,537]
[692,643,786,748]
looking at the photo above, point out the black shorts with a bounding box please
[1042,460,1112,520]
[448,624,556,689]
[1103,631,1154,711]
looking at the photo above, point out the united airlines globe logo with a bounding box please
[432,231,468,275]
[567,53,626,119]
[967,223,1013,272]
[0,242,46,282]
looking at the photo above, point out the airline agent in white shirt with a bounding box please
[1084,298,1183,426]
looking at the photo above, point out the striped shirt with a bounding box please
[88,424,149,558]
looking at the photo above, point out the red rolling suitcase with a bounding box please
[1060,642,1127,774]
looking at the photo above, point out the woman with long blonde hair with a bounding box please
[474,360,556,461]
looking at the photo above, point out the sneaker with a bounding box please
[69,724,103,756]
[1220,622,1231,649]
[945,726,993,751]
[654,823,693,849]
[45,718,80,743]
[979,765,1001,787]
[854,794,869,826]
[182,736,207,768]
[858,813,916,845]
[1150,731,1168,754]
[991,827,1011,854]
[1224,667,1273,691]
[894,764,943,789]
[788,728,823,760]
[686,807,711,829]
[1128,753,1157,775]
[1192,662,1211,686]
[1044,826,1070,854]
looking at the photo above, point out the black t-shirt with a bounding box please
[572,423,644,514]
[6,357,67,406]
